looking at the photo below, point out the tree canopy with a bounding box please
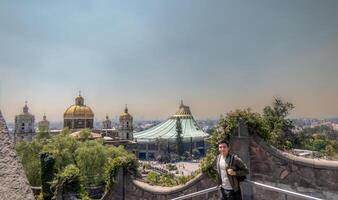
[16,128,138,199]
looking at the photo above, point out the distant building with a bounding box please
[119,105,133,140]
[64,93,94,131]
[102,115,112,129]
[14,102,35,141]
[101,115,119,139]
[38,113,50,131]
[134,101,209,160]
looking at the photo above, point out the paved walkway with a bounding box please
[141,160,201,176]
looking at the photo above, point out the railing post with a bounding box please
[232,120,253,200]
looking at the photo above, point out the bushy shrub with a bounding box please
[147,171,160,184]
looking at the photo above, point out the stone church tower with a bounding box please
[14,102,35,141]
[119,105,133,140]
[102,115,112,129]
[38,113,50,131]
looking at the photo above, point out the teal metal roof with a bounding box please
[134,102,209,142]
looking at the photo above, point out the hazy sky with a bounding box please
[1,0,338,122]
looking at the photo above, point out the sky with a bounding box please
[1,0,338,122]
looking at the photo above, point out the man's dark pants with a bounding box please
[220,188,242,200]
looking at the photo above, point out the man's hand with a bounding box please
[227,168,236,176]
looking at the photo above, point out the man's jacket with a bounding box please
[215,154,249,192]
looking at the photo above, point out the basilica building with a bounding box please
[134,101,209,160]
[64,93,94,131]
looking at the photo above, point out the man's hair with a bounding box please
[217,139,230,147]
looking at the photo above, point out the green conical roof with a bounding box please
[134,102,209,142]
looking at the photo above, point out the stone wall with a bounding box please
[250,134,338,200]
[126,174,219,200]
[102,172,220,200]
[0,110,35,200]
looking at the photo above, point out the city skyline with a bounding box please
[1,0,338,121]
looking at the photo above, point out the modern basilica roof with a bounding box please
[134,101,209,142]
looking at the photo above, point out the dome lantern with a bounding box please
[75,91,84,106]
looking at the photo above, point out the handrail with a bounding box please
[170,186,218,200]
[170,180,324,200]
[245,180,323,200]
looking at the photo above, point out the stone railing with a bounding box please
[252,134,338,169]
[101,171,219,200]
[170,180,324,200]
[249,133,338,199]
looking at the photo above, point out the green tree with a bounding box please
[176,117,184,157]
[16,128,138,198]
[79,128,91,141]
[263,97,296,149]
[43,129,78,170]
[75,140,107,186]
[298,126,338,157]
[16,140,43,186]
[35,126,51,142]
[52,164,88,199]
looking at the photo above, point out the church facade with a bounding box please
[14,102,35,141]
[119,105,133,140]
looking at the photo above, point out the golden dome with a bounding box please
[120,104,133,120]
[64,105,94,118]
[64,94,94,119]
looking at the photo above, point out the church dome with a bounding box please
[64,94,94,118]
[120,105,133,120]
[18,102,34,117]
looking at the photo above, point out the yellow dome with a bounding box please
[64,105,94,118]
[120,105,133,120]
[64,94,94,119]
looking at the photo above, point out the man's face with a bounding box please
[218,143,229,156]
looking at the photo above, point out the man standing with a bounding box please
[216,140,249,200]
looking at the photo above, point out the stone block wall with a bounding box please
[0,110,35,200]
[250,134,338,200]
[103,173,219,200]
[126,174,218,200]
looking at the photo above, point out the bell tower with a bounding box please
[119,104,133,140]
